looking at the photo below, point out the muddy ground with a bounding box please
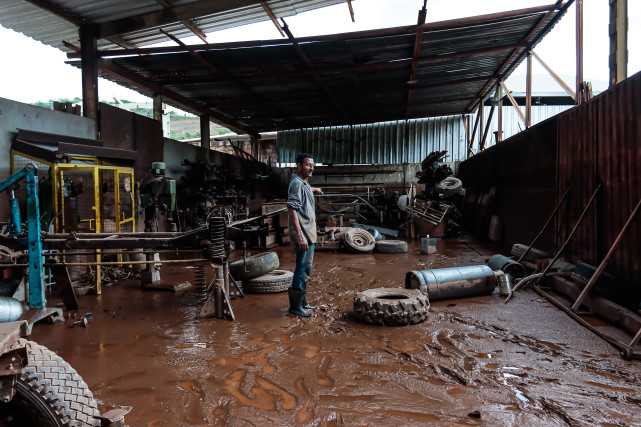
[31,237,641,426]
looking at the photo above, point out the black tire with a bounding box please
[374,240,408,253]
[0,339,100,426]
[229,252,279,281]
[435,177,462,195]
[353,288,429,326]
[510,243,552,262]
[243,270,293,293]
[342,229,376,253]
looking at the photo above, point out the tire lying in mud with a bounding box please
[353,288,429,326]
[243,270,293,294]
[374,240,408,254]
[0,339,100,426]
[342,229,376,253]
[229,251,279,281]
[435,177,462,195]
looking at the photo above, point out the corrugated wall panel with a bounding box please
[558,73,641,288]
[278,116,466,165]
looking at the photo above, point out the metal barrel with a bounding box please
[488,254,526,278]
[405,265,497,301]
[0,297,24,323]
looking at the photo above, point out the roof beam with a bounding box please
[406,3,427,119]
[466,0,570,112]
[72,3,565,58]
[260,2,286,37]
[281,19,350,123]
[97,0,262,39]
[346,0,355,22]
[24,0,82,25]
[96,59,255,136]
[155,0,208,43]
[159,29,299,130]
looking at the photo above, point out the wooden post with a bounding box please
[200,115,210,153]
[80,24,99,126]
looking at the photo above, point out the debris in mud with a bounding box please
[468,410,481,418]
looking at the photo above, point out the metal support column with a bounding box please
[496,84,503,142]
[526,49,532,127]
[153,95,163,121]
[609,0,628,86]
[80,24,99,124]
[576,0,584,104]
[200,115,210,152]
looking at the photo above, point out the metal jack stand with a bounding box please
[0,164,63,331]
[198,216,242,320]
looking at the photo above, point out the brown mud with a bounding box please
[31,237,641,426]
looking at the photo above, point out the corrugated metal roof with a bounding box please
[61,4,570,134]
[0,0,345,52]
[278,116,466,165]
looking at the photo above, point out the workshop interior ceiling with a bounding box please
[0,1,570,136]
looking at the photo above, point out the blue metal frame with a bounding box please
[0,164,45,309]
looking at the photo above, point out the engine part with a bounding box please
[405,265,497,301]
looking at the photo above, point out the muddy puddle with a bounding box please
[31,238,641,426]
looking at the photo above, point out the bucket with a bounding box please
[405,265,497,301]
[488,254,526,278]
[497,273,513,297]
[421,237,438,255]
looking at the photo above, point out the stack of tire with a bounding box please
[339,227,408,254]
[229,252,292,294]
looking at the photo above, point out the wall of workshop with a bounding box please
[0,97,96,220]
[277,116,466,165]
[459,71,641,291]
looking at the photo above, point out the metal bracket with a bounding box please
[199,281,235,320]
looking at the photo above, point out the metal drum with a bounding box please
[0,297,24,323]
[405,265,497,301]
[488,254,526,278]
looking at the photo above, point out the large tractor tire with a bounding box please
[353,288,429,326]
[0,339,100,426]
[243,270,293,294]
[229,252,279,281]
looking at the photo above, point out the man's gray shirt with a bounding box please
[287,174,317,244]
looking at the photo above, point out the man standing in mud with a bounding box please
[287,153,323,317]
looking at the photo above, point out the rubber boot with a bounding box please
[288,289,311,317]
[302,292,316,310]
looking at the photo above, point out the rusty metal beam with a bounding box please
[576,0,584,104]
[154,0,208,42]
[261,1,286,37]
[346,0,355,22]
[496,84,503,142]
[500,81,526,126]
[406,4,427,119]
[532,51,576,99]
[526,49,532,128]
[609,0,628,86]
[480,104,495,150]
[97,0,263,39]
[468,107,481,157]
[80,24,99,123]
[97,58,255,136]
[24,0,81,25]
[105,36,139,50]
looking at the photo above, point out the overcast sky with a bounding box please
[0,0,639,105]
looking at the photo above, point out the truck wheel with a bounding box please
[229,252,279,281]
[0,339,100,426]
[435,177,462,195]
[353,288,429,326]
[243,270,293,293]
[342,229,375,253]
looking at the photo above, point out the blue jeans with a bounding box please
[292,244,315,292]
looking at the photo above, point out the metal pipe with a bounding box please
[405,265,497,301]
[488,254,526,278]
[516,187,571,263]
[41,259,209,267]
[534,184,601,286]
